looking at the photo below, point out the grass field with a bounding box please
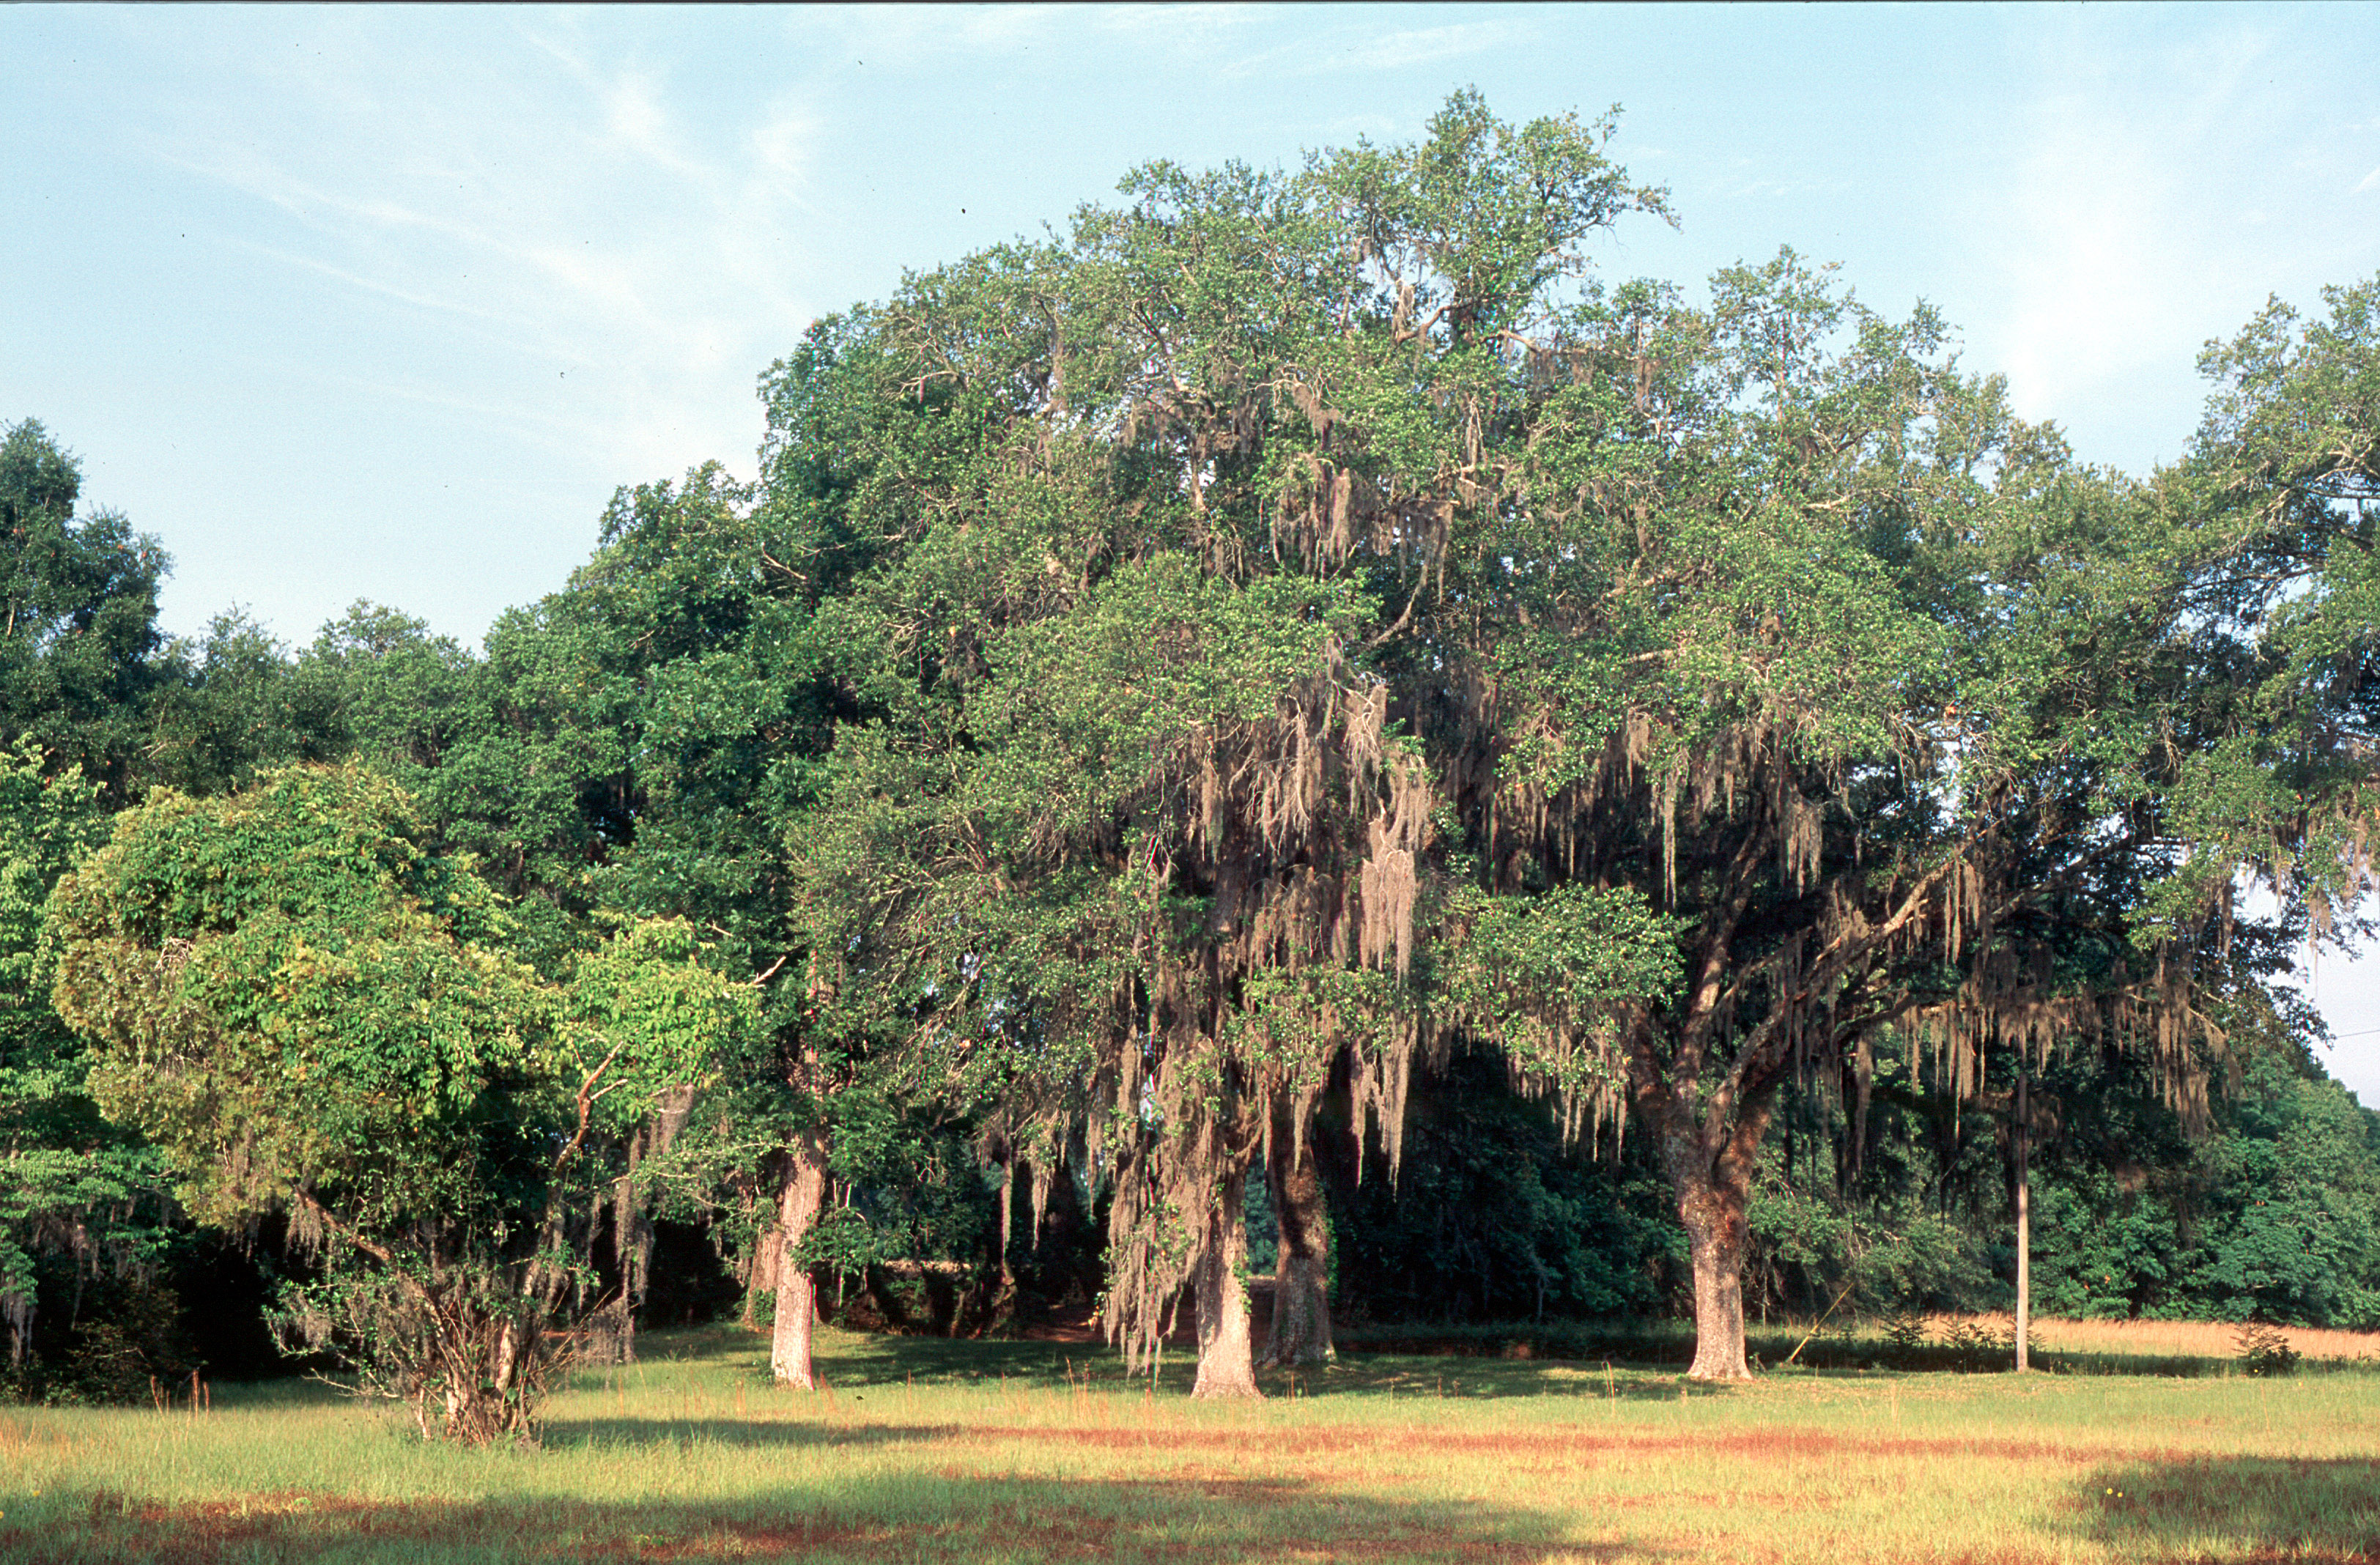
[4,1324,2378,1564]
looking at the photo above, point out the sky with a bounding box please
[5,2,2379,1092]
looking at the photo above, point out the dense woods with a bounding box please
[4,96,2377,1435]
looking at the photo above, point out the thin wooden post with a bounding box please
[2014,1066,2030,1374]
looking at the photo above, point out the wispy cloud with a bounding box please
[141,10,827,489]
[1224,18,1531,81]
[1957,12,2370,466]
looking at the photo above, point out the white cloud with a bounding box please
[1345,21,1531,71]
[780,4,1074,70]
[1224,17,1531,81]
[1951,15,2358,467]
[145,13,828,494]
[752,103,816,180]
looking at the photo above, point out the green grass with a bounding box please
[5,1325,2379,1562]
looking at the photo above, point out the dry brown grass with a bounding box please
[1925,1314,2380,1364]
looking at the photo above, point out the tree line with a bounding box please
[4,92,2376,1436]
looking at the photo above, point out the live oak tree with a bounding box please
[769,95,2377,1388]
[780,92,1677,1395]
[2160,276,2379,949]
[0,426,183,1394]
[47,766,752,1440]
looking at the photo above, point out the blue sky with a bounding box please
[5,2,2379,1091]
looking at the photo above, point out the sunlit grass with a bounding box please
[4,1323,2377,1562]
[1934,1311,2380,1364]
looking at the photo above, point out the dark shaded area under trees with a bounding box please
[4,92,2379,1427]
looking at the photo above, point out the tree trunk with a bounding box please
[603,1087,692,1364]
[770,1131,828,1390]
[1676,1170,1754,1381]
[982,1153,1018,1332]
[742,1202,777,1331]
[2014,1067,2030,1374]
[1190,1166,1263,1399]
[1262,1106,1334,1367]
[997,1154,1016,1290]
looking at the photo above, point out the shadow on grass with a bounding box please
[9,1470,1647,1565]
[814,1331,1109,1386]
[542,1414,961,1449]
[2073,1454,2380,1564]
[787,1328,1737,1405]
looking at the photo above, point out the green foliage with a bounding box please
[0,740,174,1395]
[2028,1047,2380,1329]
[43,765,753,1438]
[1443,884,1684,1103]
[143,609,342,796]
[2029,1173,2183,1321]
[0,421,171,794]
[1747,1171,1998,1320]
[2146,275,2380,948]
[50,766,544,1225]
[563,916,759,1139]
[1333,1054,1678,1324]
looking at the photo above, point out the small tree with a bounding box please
[48,765,751,1440]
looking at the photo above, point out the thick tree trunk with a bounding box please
[770,1131,828,1390]
[1262,1106,1334,1367]
[1190,1166,1263,1399]
[1676,1172,1753,1381]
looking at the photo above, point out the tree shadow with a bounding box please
[1274,1355,1745,1405]
[794,1327,1734,1405]
[2071,1454,2380,1564]
[21,1469,1660,1564]
[539,1413,960,1449]
[812,1330,1106,1387]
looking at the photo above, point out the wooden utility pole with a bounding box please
[2014,1066,2030,1374]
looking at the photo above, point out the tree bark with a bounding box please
[984,1151,1018,1331]
[1262,1100,1334,1367]
[769,1131,828,1390]
[1190,1166,1263,1398]
[1644,1039,1771,1383]
[1677,1170,1753,1380]
[997,1154,1016,1289]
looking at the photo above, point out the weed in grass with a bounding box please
[2234,1321,2304,1377]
